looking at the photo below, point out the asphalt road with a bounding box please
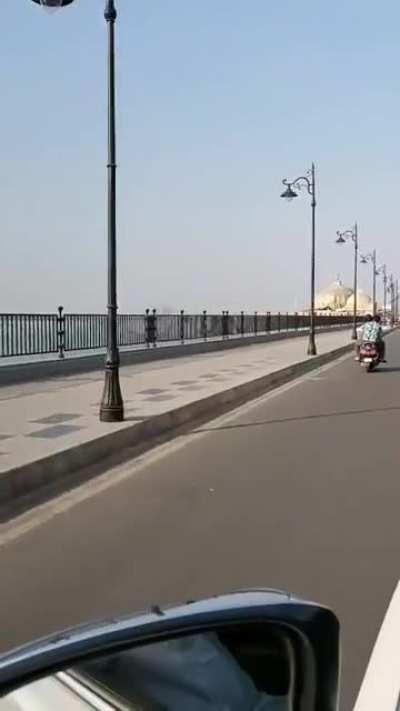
[1,333,400,709]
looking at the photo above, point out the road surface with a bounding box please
[1,332,400,709]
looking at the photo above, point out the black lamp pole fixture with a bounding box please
[378,264,388,319]
[360,249,377,318]
[388,274,395,326]
[335,224,359,340]
[31,0,124,422]
[281,164,317,356]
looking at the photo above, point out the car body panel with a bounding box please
[0,590,340,710]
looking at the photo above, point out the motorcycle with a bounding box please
[359,341,380,372]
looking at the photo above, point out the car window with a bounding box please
[75,627,291,710]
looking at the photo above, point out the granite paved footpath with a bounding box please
[0,329,352,487]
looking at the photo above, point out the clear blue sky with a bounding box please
[1,0,399,313]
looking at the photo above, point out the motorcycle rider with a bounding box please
[356,314,372,361]
[360,313,386,362]
[373,314,386,362]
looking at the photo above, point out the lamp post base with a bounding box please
[100,363,124,422]
[307,335,317,356]
[351,331,358,340]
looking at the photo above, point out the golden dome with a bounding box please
[345,290,372,313]
[315,280,353,311]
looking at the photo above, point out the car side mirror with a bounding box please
[0,590,340,711]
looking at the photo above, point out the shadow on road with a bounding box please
[374,366,400,373]
[195,404,400,433]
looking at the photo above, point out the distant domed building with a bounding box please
[315,278,372,315]
[345,289,373,314]
[315,279,352,311]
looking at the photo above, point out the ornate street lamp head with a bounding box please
[360,256,368,264]
[336,233,346,244]
[30,0,75,8]
[280,185,298,201]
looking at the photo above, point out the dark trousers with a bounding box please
[377,340,385,359]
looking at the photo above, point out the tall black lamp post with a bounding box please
[280,164,317,356]
[360,250,377,317]
[388,274,395,325]
[377,264,388,320]
[336,224,359,340]
[31,0,124,422]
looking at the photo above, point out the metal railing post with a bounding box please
[180,309,185,344]
[145,308,157,348]
[221,311,226,339]
[57,305,65,359]
[145,309,150,348]
[152,309,157,347]
[202,310,207,341]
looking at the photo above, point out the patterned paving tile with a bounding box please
[177,385,204,391]
[73,377,99,383]
[145,395,177,402]
[202,376,226,381]
[28,424,83,439]
[31,413,81,425]
[0,435,12,441]
[139,388,168,395]
[172,380,197,386]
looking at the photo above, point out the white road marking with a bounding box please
[0,352,351,548]
[353,580,400,711]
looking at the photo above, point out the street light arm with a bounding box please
[335,223,359,334]
[337,229,357,245]
[337,230,354,239]
[282,175,313,197]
